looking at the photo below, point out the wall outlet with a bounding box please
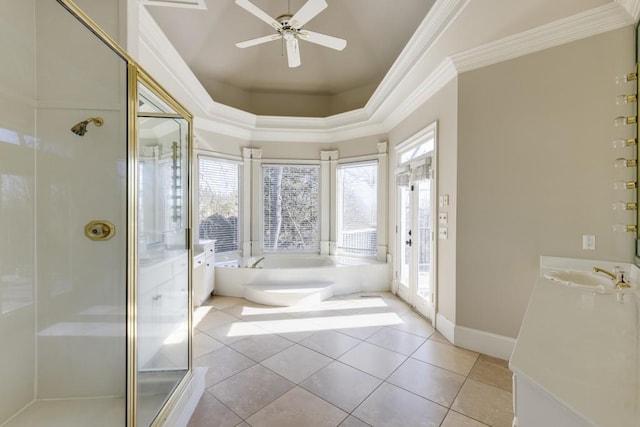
[582,235,596,250]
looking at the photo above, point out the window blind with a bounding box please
[263,165,320,252]
[337,161,377,256]
[198,157,239,253]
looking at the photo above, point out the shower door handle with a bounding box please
[405,239,412,247]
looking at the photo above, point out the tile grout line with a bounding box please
[194,294,508,427]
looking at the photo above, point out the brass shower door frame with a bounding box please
[55,2,195,426]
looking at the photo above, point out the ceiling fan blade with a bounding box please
[286,38,301,68]
[236,34,282,48]
[289,0,327,28]
[235,0,282,30]
[298,30,346,51]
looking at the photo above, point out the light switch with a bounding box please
[438,212,448,224]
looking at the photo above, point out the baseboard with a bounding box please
[435,314,516,361]
[435,313,455,343]
[454,325,516,361]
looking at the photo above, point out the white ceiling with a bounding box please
[145,0,436,117]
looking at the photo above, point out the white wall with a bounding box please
[0,0,36,422]
[455,26,636,338]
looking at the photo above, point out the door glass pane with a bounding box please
[136,84,189,427]
[417,179,431,302]
[399,186,411,288]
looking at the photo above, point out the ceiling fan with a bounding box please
[234,0,347,68]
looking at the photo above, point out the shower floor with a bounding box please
[3,371,185,427]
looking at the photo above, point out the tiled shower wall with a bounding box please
[0,0,36,423]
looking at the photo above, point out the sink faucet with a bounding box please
[593,266,631,289]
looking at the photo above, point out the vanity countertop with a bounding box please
[510,257,639,427]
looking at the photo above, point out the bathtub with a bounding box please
[214,255,390,306]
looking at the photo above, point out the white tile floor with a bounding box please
[189,292,514,427]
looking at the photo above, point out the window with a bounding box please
[198,157,240,253]
[399,131,434,164]
[337,161,377,256]
[263,164,320,252]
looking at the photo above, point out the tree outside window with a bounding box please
[263,165,319,252]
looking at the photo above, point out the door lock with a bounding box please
[84,220,115,241]
[405,239,412,247]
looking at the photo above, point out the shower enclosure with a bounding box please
[0,1,193,426]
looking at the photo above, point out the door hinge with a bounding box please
[411,185,414,191]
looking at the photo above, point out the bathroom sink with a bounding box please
[544,270,616,290]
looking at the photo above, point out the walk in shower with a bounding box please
[0,1,193,426]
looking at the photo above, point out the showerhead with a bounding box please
[71,121,88,136]
[71,117,104,136]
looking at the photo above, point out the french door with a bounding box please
[397,160,435,321]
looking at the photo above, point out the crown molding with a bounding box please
[365,0,469,117]
[136,0,467,143]
[138,1,634,144]
[451,3,633,74]
[382,58,458,132]
[616,0,640,22]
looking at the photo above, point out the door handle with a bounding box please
[405,239,412,247]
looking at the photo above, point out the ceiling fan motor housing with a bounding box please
[276,14,294,26]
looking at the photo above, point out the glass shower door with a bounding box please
[136,82,190,427]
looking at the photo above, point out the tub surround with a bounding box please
[509,256,640,427]
[215,255,390,306]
